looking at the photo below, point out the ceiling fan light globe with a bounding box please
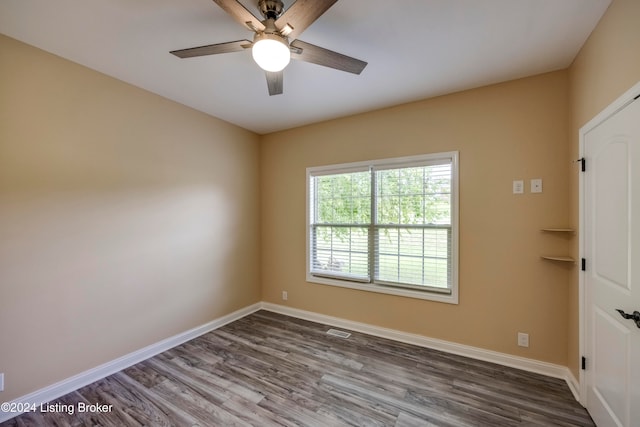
[252,37,290,72]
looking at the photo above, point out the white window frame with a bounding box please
[306,152,459,304]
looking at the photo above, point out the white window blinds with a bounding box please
[309,170,371,282]
[308,153,457,295]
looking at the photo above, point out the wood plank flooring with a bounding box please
[2,310,594,426]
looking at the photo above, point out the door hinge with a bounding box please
[581,258,586,271]
[582,356,586,370]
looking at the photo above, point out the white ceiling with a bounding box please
[0,0,611,134]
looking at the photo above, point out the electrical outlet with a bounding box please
[282,291,288,301]
[517,332,529,348]
[0,373,4,391]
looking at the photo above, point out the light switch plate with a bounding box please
[513,180,524,194]
[531,178,543,193]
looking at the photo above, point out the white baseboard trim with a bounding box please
[564,370,581,404]
[2,300,582,423]
[261,302,581,402]
[0,303,262,423]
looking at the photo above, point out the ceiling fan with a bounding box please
[170,0,367,96]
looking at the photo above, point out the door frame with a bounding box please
[578,80,640,404]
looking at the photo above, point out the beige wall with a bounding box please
[567,0,640,377]
[0,35,261,401]
[261,71,571,365]
[3,0,637,403]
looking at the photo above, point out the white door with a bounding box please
[584,96,640,427]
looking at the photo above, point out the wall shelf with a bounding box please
[541,255,575,262]
[541,228,575,264]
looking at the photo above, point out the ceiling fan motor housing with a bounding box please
[258,0,284,20]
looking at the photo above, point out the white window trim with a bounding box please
[306,152,459,304]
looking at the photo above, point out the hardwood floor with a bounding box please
[2,310,594,426]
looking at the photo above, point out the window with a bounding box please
[307,152,458,303]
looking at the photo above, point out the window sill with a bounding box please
[307,274,458,304]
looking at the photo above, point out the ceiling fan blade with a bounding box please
[212,0,265,32]
[170,40,252,58]
[290,40,367,74]
[276,0,338,40]
[265,71,283,96]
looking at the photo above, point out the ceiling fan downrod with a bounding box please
[258,0,284,20]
